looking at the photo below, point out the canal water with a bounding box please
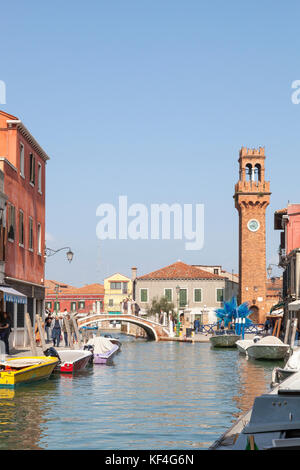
[0,333,280,450]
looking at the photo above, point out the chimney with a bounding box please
[131,267,137,281]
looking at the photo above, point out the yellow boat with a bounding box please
[0,356,59,388]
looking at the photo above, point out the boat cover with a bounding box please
[87,336,115,354]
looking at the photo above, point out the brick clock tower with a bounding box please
[234,147,271,323]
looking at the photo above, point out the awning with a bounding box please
[288,300,300,312]
[0,287,27,304]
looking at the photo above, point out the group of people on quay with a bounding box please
[43,309,77,347]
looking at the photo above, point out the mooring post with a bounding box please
[35,314,46,351]
[25,312,37,356]
[284,319,291,344]
[64,316,74,349]
[71,314,82,348]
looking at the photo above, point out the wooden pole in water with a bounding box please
[64,316,74,349]
[71,314,82,348]
[25,312,37,356]
[35,314,46,351]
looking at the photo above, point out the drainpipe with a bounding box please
[131,267,137,301]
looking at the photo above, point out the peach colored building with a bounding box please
[0,110,49,346]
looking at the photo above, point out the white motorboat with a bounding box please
[245,335,290,360]
[236,336,261,354]
[271,348,300,387]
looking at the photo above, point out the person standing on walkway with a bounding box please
[0,312,11,355]
[51,315,63,347]
[45,312,52,343]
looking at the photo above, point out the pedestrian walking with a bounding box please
[45,312,52,343]
[51,315,64,347]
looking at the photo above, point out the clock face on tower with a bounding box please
[247,219,260,232]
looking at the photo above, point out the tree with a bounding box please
[146,296,175,317]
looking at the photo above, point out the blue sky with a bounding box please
[1,0,299,285]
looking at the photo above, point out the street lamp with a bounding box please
[267,263,283,283]
[45,246,74,263]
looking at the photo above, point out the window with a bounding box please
[78,301,85,309]
[29,217,33,250]
[45,301,52,310]
[140,289,148,303]
[71,302,77,312]
[216,288,224,302]
[37,223,41,254]
[38,163,42,193]
[108,299,114,307]
[19,210,24,246]
[214,268,219,275]
[111,282,121,289]
[29,153,35,185]
[194,288,202,302]
[179,288,187,307]
[164,288,172,302]
[20,143,25,177]
[122,282,128,294]
[8,205,16,241]
[54,301,60,312]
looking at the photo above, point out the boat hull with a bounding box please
[210,334,240,348]
[246,344,289,360]
[0,357,59,388]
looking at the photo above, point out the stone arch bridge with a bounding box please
[77,314,171,341]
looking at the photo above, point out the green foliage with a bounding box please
[146,296,175,316]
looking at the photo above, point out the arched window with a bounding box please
[245,163,252,181]
[254,164,261,182]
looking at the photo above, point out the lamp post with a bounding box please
[45,247,74,316]
[54,284,60,316]
[176,285,180,337]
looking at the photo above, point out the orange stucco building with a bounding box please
[0,110,49,346]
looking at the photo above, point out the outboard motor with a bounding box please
[44,347,61,364]
[83,344,94,364]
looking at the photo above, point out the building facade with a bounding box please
[134,261,239,324]
[0,110,49,347]
[45,280,104,314]
[234,147,271,323]
[103,273,132,314]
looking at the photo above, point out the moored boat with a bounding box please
[245,335,290,360]
[87,336,120,364]
[271,348,300,387]
[211,370,300,450]
[44,348,92,373]
[0,356,59,388]
[210,331,240,348]
[236,336,261,354]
